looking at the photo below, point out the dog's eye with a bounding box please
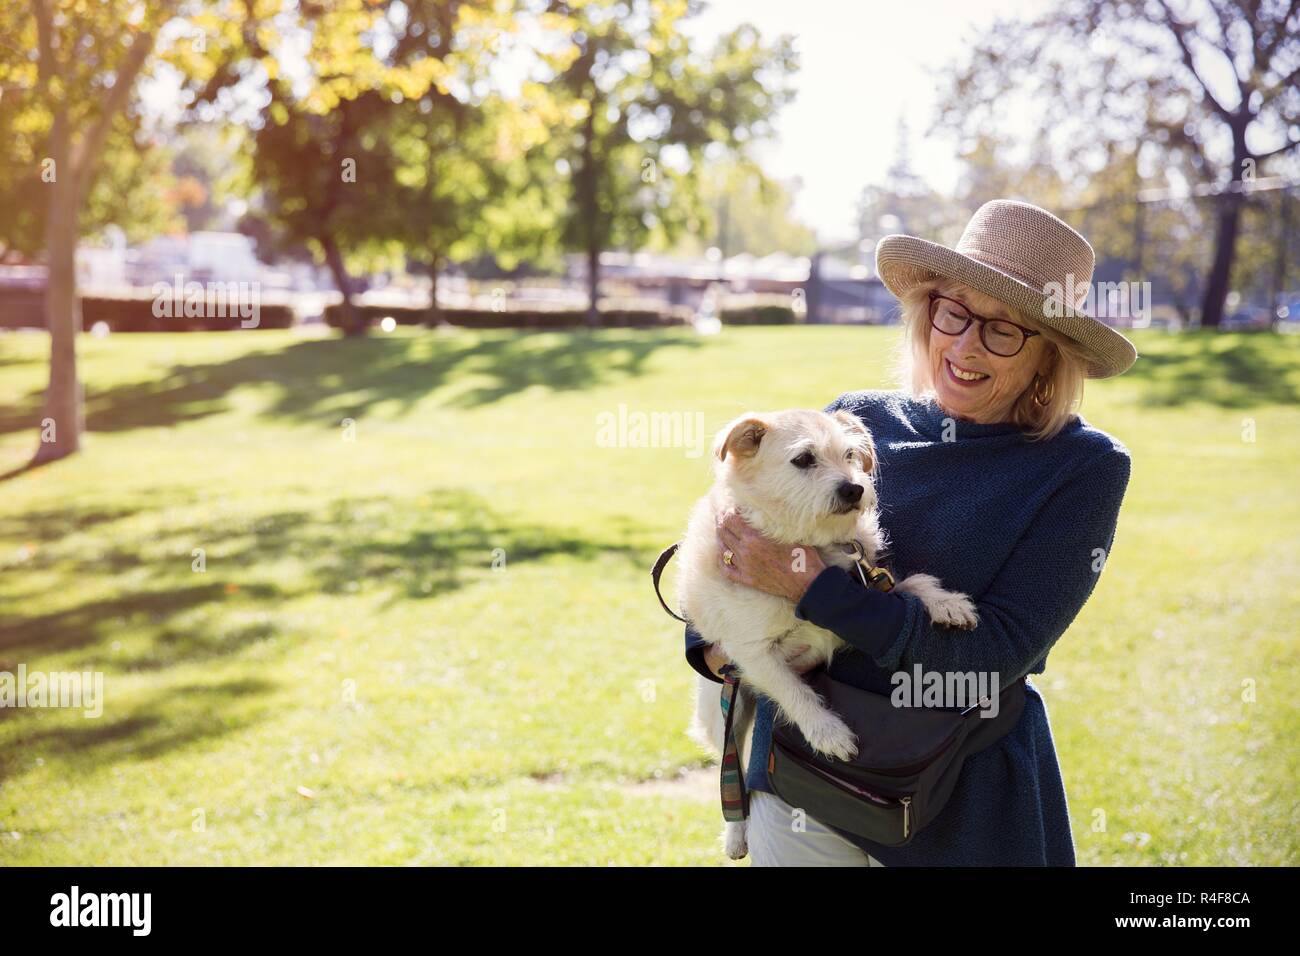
[791,452,816,469]
[845,449,855,461]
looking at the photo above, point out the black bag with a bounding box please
[651,538,1027,848]
[766,666,1026,847]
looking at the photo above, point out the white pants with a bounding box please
[747,789,886,866]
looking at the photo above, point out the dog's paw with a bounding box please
[802,712,858,762]
[929,592,979,630]
[723,821,748,860]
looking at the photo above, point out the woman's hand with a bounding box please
[704,642,819,677]
[716,509,827,604]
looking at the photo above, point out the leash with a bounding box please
[651,541,688,623]
[718,663,749,822]
[651,542,749,819]
[841,538,896,592]
[651,536,897,827]
[651,538,895,624]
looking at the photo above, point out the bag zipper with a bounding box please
[764,680,1026,839]
[773,722,963,779]
[771,741,915,841]
[772,739,908,806]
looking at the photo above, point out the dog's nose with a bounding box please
[837,482,864,505]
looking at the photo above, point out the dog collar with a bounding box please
[841,539,895,592]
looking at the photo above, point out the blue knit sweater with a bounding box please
[684,388,1132,866]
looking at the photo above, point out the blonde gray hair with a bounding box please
[889,278,1091,442]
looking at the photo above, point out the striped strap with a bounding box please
[718,664,749,822]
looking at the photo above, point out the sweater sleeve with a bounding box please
[794,446,1132,683]
[685,623,723,684]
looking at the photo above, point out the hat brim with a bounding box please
[876,234,1138,379]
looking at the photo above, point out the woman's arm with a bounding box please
[793,447,1132,682]
[685,623,724,683]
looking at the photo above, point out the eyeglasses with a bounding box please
[927,292,1040,358]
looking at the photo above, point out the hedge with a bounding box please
[83,295,295,331]
[322,303,690,330]
[0,291,295,331]
[719,304,798,325]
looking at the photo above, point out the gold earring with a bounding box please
[1032,373,1054,407]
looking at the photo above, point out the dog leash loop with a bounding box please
[651,541,690,623]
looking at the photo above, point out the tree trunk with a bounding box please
[1198,192,1244,329]
[1199,122,1250,329]
[426,252,443,327]
[323,236,364,336]
[33,137,83,465]
[579,105,601,328]
[28,6,157,467]
[1271,187,1291,329]
[586,241,600,328]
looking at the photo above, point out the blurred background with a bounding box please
[0,0,1297,865]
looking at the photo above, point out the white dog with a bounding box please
[677,409,978,859]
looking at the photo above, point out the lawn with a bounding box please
[0,324,1297,865]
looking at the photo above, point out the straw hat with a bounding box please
[875,199,1138,378]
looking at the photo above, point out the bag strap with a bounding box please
[718,664,750,822]
[651,541,746,821]
[651,541,689,623]
[959,673,1028,756]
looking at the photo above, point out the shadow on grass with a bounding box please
[0,348,44,370]
[0,582,283,662]
[0,485,649,780]
[1,486,645,668]
[1124,332,1300,408]
[0,678,277,784]
[0,458,51,484]
[0,329,704,438]
[1,488,645,658]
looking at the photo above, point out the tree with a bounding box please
[683,158,815,258]
[224,0,510,335]
[0,97,183,262]
[935,0,1300,327]
[167,124,248,233]
[0,0,183,464]
[857,119,963,256]
[249,90,405,335]
[382,5,558,324]
[539,0,798,324]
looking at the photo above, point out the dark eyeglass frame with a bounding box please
[927,291,1040,357]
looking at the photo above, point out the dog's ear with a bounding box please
[833,409,877,474]
[714,415,767,462]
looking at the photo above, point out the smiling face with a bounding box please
[924,282,1054,424]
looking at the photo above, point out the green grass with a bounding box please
[0,324,1297,865]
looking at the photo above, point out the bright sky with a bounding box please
[685,0,1053,243]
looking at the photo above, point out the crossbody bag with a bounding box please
[653,539,1027,848]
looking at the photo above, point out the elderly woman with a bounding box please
[684,200,1138,866]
